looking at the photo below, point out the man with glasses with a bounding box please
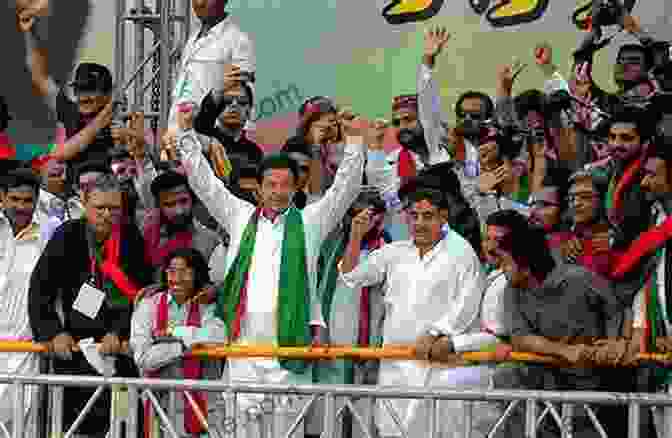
[28,174,151,438]
[193,64,263,173]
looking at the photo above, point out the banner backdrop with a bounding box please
[7,1,672,154]
[227,0,671,149]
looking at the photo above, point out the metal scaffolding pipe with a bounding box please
[134,0,146,110]
[159,0,171,129]
[114,0,126,86]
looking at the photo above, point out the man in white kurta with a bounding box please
[175,111,365,437]
[339,191,489,438]
[168,0,255,131]
[0,170,46,437]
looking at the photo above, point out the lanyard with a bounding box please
[87,229,103,289]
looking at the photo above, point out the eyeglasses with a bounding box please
[221,95,252,107]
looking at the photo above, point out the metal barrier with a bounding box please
[1,373,672,438]
[2,341,672,438]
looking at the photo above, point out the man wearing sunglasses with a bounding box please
[169,0,256,132]
[193,65,263,175]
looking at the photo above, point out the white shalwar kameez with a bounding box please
[169,15,256,131]
[340,229,493,438]
[176,128,364,438]
[0,213,45,436]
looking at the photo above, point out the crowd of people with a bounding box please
[2,0,672,437]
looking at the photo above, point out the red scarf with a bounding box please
[397,147,417,181]
[144,292,207,437]
[612,215,672,279]
[358,231,385,346]
[91,224,140,300]
[0,131,15,160]
[610,157,644,221]
[143,209,194,267]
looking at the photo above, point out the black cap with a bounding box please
[69,63,113,94]
[76,160,111,180]
[150,170,191,199]
[2,168,40,192]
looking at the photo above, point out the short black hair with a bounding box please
[488,209,555,278]
[402,189,446,211]
[150,170,192,199]
[486,208,529,230]
[455,91,494,119]
[161,247,211,292]
[514,89,546,119]
[607,105,652,141]
[256,153,300,184]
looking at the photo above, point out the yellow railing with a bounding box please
[0,340,668,366]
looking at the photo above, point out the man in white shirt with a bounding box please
[173,107,367,438]
[0,169,45,437]
[168,0,256,131]
[339,186,489,438]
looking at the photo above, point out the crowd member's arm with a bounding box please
[305,131,366,243]
[339,210,389,287]
[27,224,78,359]
[131,296,182,373]
[418,26,452,164]
[170,306,228,346]
[125,113,158,210]
[304,130,365,332]
[494,64,517,127]
[175,107,253,236]
[51,101,114,161]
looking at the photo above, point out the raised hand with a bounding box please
[424,26,451,59]
[16,0,49,33]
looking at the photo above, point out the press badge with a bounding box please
[73,283,105,319]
